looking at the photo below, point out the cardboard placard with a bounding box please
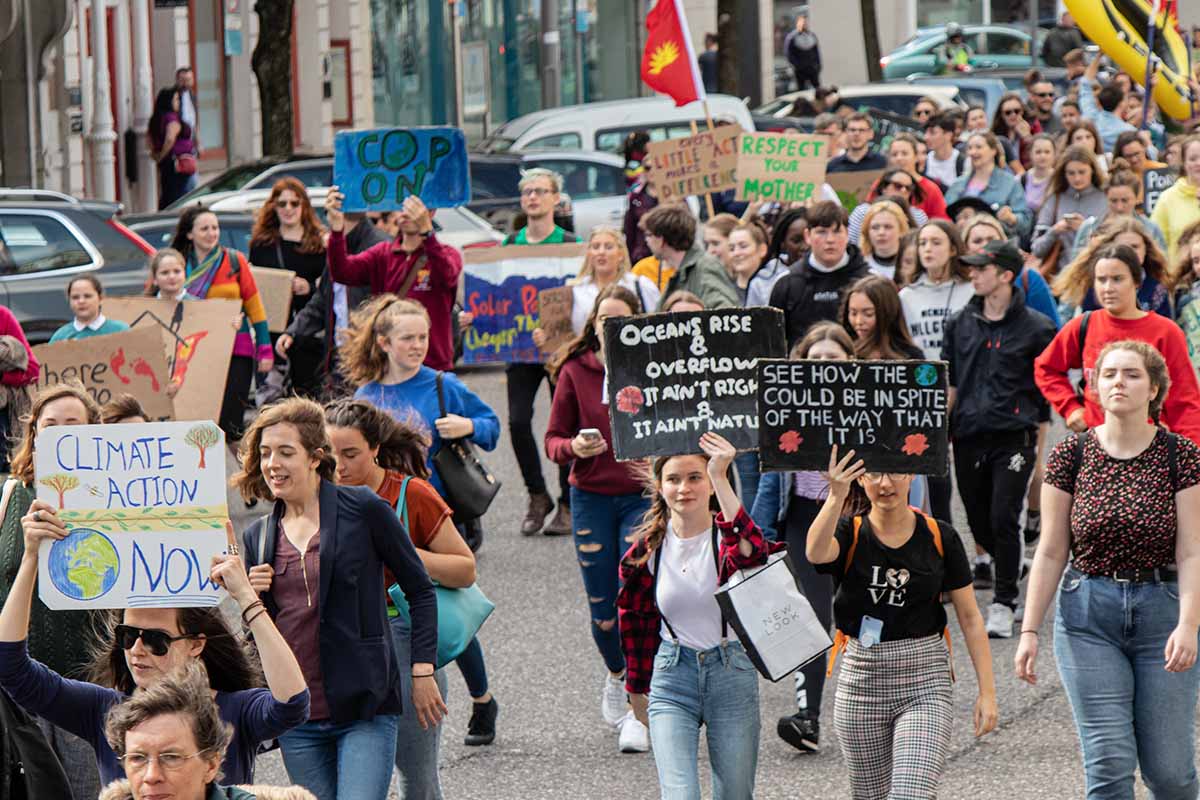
[828,169,885,211]
[756,359,950,475]
[1143,167,1177,216]
[735,132,831,203]
[333,126,470,211]
[32,327,174,421]
[645,124,741,202]
[249,266,297,334]
[460,244,585,364]
[861,107,923,152]
[105,298,242,424]
[536,286,575,355]
[603,308,786,460]
[34,421,230,609]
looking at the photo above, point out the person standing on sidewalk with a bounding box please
[784,12,821,91]
[942,239,1056,639]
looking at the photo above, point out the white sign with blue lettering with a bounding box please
[35,421,231,610]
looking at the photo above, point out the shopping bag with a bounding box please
[715,551,833,682]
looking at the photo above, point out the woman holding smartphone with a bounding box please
[545,285,652,753]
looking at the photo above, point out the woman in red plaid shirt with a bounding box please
[616,432,780,798]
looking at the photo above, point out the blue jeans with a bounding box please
[391,616,449,800]
[1055,567,1200,800]
[734,451,760,516]
[279,714,401,800]
[648,640,760,800]
[569,486,651,674]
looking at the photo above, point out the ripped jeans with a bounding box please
[569,486,652,673]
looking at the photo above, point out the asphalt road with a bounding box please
[235,364,1177,799]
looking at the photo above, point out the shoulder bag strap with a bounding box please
[398,252,428,299]
[844,516,862,575]
[1073,430,1088,484]
[435,370,448,420]
[1168,432,1179,493]
[0,478,18,529]
[397,476,413,532]
[274,240,285,269]
[711,521,728,640]
[651,542,680,642]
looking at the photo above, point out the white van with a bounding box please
[475,94,754,156]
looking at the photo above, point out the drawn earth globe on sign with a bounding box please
[47,528,119,601]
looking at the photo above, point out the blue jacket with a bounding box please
[243,480,437,724]
[1077,77,1136,152]
[945,168,1033,241]
[356,367,500,497]
[1018,267,1062,329]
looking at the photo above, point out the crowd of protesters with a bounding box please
[0,44,1199,800]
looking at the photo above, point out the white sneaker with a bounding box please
[985,602,1014,639]
[601,673,628,727]
[618,712,650,753]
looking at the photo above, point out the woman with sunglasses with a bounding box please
[990,91,1039,171]
[846,169,929,248]
[886,133,949,222]
[0,509,309,788]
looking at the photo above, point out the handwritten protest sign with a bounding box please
[34,421,230,609]
[106,298,241,424]
[757,359,950,475]
[334,126,470,211]
[603,308,786,460]
[862,107,922,152]
[32,327,174,421]
[249,266,297,333]
[536,286,575,356]
[1143,167,1177,216]
[828,169,885,211]
[460,244,585,364]
[646,124,740,202]
[735,132,830,203]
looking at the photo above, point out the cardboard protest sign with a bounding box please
[646,124,740,202]
[603,308,786,460]
[735,132,831,203]
[32,327,174,421]
[334,127,470,211]
[757,359,950,475]
[862,107,922,151]
[460,244,585,364]
[536,286,575,356]
[34,421,230,609]
[105,298,241,424]
[828,169,885,211]
[1143,167,1177,216]
[249,266,297,333]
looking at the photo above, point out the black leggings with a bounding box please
[219,355,255,441]
[926,474,953,524]
[783,495,834,717]
[505,362,570,500]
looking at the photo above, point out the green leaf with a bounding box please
[178,523,192,529]
[100,525,112,531]
[139,525,151,531]
[167,510,178,516]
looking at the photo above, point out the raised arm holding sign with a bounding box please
[333,127,470,211]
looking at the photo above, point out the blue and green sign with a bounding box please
[333,127,470,211]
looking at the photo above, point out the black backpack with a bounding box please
[0,690,74,800]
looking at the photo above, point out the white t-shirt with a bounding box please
[650,523,723,651]
[570,273,661,334]
[925,150,961,188]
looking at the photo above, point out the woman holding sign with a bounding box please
[545,285,652,752]
[807,446,997,799]
[616,431,778,798]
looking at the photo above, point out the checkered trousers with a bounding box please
[834,633,954,800]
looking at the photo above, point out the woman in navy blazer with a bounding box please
[236,396,442,800]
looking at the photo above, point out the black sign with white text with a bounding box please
[603,308,786,460]
[757,359,950,475]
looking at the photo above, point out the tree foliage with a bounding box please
[40,474,80,507]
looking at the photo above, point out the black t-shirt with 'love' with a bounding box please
[815,513,972,641]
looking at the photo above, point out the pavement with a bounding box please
[233,364,1178,799]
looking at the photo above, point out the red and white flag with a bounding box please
[640,0,706,107]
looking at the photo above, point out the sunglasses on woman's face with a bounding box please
[115,625,195,657]
[1003,107,1023,116]
[276,199,301,209]
[885,180,913,192]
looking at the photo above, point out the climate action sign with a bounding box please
[35,421,231,610]
[334,127,470,211]
[646,124,740,202]
[604,308,786,460]
[757,359,949,475]
[735,132,829,203]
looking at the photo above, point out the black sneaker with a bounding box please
[464,697,498,746]
[777,712,820,754]
[973,561,994,590]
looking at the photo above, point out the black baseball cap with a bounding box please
[946,196,995,221]
[961,238,1024,275]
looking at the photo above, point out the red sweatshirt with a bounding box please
[327,230,462,372]
[0,306,38,387]
[545,350,644,496]
[1034,309,1200,444]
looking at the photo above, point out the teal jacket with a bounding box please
[48,317,129,343]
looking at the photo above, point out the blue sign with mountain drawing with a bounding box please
[334,127,470,211]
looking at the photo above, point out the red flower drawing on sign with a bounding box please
[615,386,645,415]
[778,430,803,453]
[901,433,930,456]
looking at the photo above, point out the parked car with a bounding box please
[165,154,334,211]
[881,25,1044,80]
[0,197,155,343]
[468,151,626,237]
[754,83,964,129]
[123,211,256,254]
[887,75,1012,118]
[474,94,754,156]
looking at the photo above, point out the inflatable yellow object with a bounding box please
[1066,0,1195,120]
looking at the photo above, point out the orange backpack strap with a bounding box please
[827,518,864,676]
[921,514,955,681]
[845,516,862,574]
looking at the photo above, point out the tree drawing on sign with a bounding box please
[184,424,221,469]
[40,474,80,508]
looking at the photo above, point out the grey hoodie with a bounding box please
[1031,185,1108,258]
[899,274,973,360]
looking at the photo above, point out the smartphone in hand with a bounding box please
[579,428,602,442]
